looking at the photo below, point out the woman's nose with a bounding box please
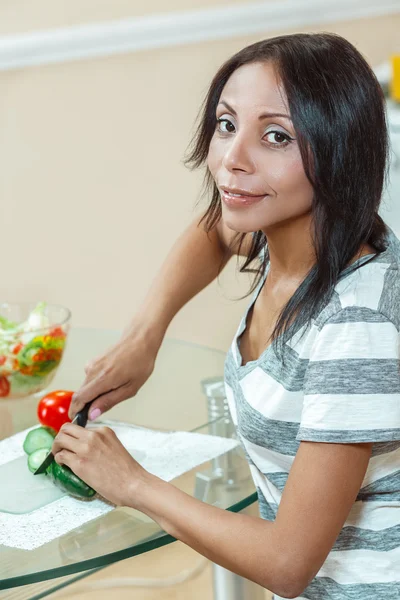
[222,133,256,174]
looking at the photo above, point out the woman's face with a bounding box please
[207,61,314,234]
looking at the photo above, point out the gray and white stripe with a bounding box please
[225,232,400,599]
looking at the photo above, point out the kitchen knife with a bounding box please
[33,399,95,475]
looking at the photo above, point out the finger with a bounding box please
[52,429,83,455]
[54,449,76,469]
[68,371,114,419]
[87,384,136,421]
[84,359,97,375]
[59,422,88,439]
[83,344,118,377]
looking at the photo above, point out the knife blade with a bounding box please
[33,399,95,475]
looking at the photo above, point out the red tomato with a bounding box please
[37,390,74,432]
[0,376,10,397]
[49,327,66,339]
[12,343,23,355]
[0,355,6,366]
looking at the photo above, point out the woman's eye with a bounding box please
[216,118,235,133]
[265,130,291,146]
[216,120,293,147]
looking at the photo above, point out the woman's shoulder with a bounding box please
[322,230,400,330]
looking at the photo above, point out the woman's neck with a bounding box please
[262,214,377,284]
[263,213,315,283]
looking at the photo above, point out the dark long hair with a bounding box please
[184,32,390,350]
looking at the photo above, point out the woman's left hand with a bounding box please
[51,423,148,507]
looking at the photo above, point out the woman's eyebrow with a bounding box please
[218,99,292,121]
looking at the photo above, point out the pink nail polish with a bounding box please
[89,408,101,421]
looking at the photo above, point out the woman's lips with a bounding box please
[221,190,268,208]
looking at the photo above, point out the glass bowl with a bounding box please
[0,303,71,399]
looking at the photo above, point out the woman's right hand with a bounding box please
[68,321,163,421]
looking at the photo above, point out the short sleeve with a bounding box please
[297,308,400,443]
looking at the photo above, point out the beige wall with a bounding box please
[1,12,400,352]
[0,0,258,35]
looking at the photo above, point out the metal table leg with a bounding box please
[197,377,265,600]
[212,560,266,600]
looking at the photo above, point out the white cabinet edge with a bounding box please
[0,0,398,71]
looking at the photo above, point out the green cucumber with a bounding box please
[28,448,51,473]
[24,427,95,499]
[23,427,56,455]
[47,461,96,499]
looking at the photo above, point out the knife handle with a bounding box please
[73,399,95,428]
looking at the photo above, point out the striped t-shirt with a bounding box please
[224,228,400,599]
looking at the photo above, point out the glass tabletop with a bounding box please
[0,328,257,596]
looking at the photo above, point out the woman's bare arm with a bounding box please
[69,213,253,418]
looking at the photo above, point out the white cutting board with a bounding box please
[0,455,66,514]
[0,448,146,515]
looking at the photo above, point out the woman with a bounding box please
[54,33,400,598]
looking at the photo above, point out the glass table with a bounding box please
[0,328,260,600]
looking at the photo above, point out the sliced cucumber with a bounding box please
[28,447,51,473]
[23,427,56,455]
[24,427,96,499]
[47,462,96,499]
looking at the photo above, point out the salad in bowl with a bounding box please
[0,302,71,399]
